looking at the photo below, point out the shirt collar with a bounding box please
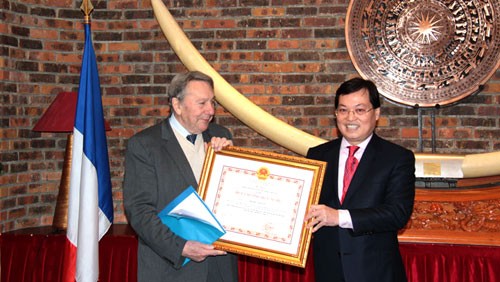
[341,134,373,152]
[169,114,191,138]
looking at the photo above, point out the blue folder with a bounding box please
[158,186,226,265]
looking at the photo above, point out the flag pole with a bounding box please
[81,0,93,24]
[63,0,114,280]
[51,0,95,232]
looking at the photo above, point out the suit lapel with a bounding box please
[320,140,342,207]
[160,120,198,186]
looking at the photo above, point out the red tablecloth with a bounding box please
[2,225,499,282]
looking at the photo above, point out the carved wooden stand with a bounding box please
[399,175,500,246]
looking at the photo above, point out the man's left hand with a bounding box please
[207,137,233,151]
[305,204,339,232]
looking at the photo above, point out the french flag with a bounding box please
[63,22,114,282]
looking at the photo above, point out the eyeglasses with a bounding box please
[335,108,373,117]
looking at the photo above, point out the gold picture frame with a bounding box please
[198,146,326,268]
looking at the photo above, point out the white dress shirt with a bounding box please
[169,115,205,183]
[337,135,372,229]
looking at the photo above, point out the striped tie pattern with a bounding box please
[341,145,359,204]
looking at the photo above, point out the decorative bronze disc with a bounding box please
[346,0,500,107]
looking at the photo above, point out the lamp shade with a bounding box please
[33,91,111,132]
[32,91,111,230]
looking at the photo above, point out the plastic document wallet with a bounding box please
[158,186,226,265]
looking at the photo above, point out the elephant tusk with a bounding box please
[462,152,500,178]
[151,0,324,156]
[151,0,500,179]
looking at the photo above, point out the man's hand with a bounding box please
[304,204,339,232]
[182,241,227,262]
[206,137,233,152]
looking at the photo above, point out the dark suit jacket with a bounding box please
[123,120,238,282]
[307,134,415,282]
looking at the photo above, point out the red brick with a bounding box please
[252,7,285,17]
[1,1,499,233]
[203,19,236,29]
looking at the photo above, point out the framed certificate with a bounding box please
[198,146,326,268]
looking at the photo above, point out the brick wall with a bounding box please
[1,0,499,232]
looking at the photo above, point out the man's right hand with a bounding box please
[182,240,227,262]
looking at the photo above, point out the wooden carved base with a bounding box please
[399,176,500,246]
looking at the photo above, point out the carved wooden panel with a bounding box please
[399,176,500,246]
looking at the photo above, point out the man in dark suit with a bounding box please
[305,78,415,282]
[123,71,238,282]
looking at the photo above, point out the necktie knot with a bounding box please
[348,145,359,157]
[186,134,197,144]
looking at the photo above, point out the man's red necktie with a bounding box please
[341,145,359,204]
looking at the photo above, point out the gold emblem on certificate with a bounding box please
[256,167,270,180]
